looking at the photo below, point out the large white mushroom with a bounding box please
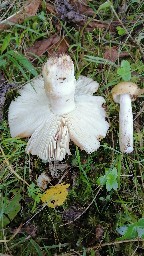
[111,82,143,153]
[8,54,109,161]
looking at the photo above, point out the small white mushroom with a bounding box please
[8,54,109,161]
[111,82,141,153]
[37,172,51,190]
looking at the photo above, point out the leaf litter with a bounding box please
[0,72,17,121]
[46,0,120,31]
[0,0,41,30]
[103,46,129,63]
[25,34,69,59]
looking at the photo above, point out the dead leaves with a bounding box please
[0,72,17,121]
[0,0,41,30]
[26,34,69,59]
[95,224,104,241]
[62,205,84,222]
[103,46,129,63]
[53,0,119,31]
[68,0,95,17]
[55,0,86,23]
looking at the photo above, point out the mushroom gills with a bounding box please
[119,93,133,153]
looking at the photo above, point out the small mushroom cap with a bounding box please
[112,82,139,103]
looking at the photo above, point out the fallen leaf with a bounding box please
[62,205,83,222]
[26,35,61,57]
[69,0,95,16]
[26,34,69,59]
[55,0,86,23]
[41,183,70,208]
[84,20,111,31]
[46,2,55,14]
[104,46,129,62]
[95,224,104,241]
[0,0,41,30]
[49,36,69,55]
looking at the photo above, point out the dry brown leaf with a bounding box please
[62,206,84,222]
[84,20,111,31]
[0,0,41,30]
[103,46,129,62]
[46,2,56,14]
[26,34,69,59]
[95,224,104,241]
[48,36,69,55]
[26,35,61,57]
[69,0,95,16]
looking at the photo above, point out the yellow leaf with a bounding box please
[41,183,70,208]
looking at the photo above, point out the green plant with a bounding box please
[27,183,42,212]
[117,218,144,240]
[0,51,38,80]
[97,167,119,191]
[1,188,22,228]
[117,60,131,81]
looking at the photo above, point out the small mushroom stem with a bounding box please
[119,93,133,153]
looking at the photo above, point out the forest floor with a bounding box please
[0,0,144,255]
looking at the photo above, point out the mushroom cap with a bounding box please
[112,82,139,103]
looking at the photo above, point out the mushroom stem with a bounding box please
[119,93,133,153]
[42,55,76,115]
[46,83,76,115]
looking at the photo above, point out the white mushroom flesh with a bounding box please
[119,93,133,153]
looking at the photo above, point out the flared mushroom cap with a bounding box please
[111,82,139,103]
[8,55,109,162]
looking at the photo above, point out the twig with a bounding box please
[87,237,144,251]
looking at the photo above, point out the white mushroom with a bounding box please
[111,82,141,153]
[8,54,109,161]
[37,173,50,190]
